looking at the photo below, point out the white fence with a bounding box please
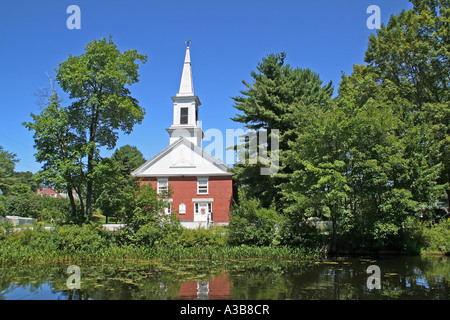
[0,215,36,226]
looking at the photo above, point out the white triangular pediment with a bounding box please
[132,138,231,177]
[169,158,196,168]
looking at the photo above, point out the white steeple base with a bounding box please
[167,43,203,148]
[166,125,204,147]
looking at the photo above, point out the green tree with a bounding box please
[0,196,6,217]
[24,90,84,219]
[0,146,19,196]
[4,193,43,219]
[364,0,450,212]
[12,171,38,193]
[93,158,127,223]
[228,189,285,246]
[93,145,145,223]
[126,183,180,247]
[230,52,333,208]
[26,37,147,220]
[111,145,146,179]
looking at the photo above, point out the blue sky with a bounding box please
[0,0,412,173]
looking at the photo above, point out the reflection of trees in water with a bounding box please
[0,256,448,300]
[228,256,449,300]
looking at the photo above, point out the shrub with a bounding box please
[400,217,450,254]
[420,218,450,253]
[40,195,73,223]
[52,223,107,253]
[0,196,6,217]
[228,189,285,246]
[180,226,228,247]
[6,224,53,249]
[125,183,183,248]
[4,193,42,218]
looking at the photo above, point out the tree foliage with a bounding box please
[228,189,285,246]
[24,90,84,218]
[24,37,147,220]
[231,0,449,251]
[364,0,450,211]
[0,146,19,196]
[124,183,181,247]
[93,145,146,222]
[230,52,333,208]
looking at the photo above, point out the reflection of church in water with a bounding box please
[178,273,231,299]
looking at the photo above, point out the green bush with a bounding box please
[400,217,450,254]
[125,183,183,248]
[2,191,79,223]
[6,224,53,249]
[420,218,450,253]
[134,222,164,247]
[52,223,107,253]
[128,214,182,248]
[228,189,285,246]
[40,195,74,223]
[4,193,42,219]
[0,196,6,217]
[180,226,228,247]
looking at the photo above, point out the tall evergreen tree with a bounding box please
[230,52,333,208]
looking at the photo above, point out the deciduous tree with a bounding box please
[26,37,147,220]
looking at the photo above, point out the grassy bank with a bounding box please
[1,217,448,265]
[0,223,319,265]
[413,218,450,255]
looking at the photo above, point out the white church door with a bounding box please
[194,203,212,222]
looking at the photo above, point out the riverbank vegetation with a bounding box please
[1,0,449,264]
[0,222,319,265]
[229,0,450,255]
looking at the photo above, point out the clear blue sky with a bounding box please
[0,0,412,173]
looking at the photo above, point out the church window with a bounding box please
[180,107,188,124]
[197,177,209,194]
[157,177,168,194]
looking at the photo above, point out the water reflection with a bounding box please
[178,274,231,300]
[0,256,448,300]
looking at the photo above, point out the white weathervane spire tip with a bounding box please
[177,41,194,96]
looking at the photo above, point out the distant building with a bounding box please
[36,187,61,198]
[132,44,233,229]
[36,187,78,199]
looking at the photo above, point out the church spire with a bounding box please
[177,41,194,96]
[168,42,203,147]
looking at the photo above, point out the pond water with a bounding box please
[0,255,448,300]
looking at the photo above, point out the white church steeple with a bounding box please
[167,42,203,147]
[177,42,194,96]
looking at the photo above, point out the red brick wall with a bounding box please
[178,273,231,299]
[139,176,233,223]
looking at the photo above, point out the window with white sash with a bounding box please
[157,177,168,194]
[197,177,209,194]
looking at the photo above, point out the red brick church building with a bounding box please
[132,44,233,228]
